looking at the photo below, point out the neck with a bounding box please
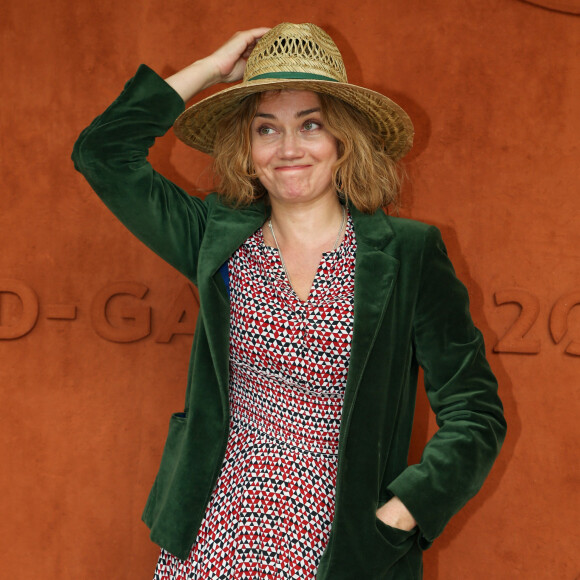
[266,196,345,249]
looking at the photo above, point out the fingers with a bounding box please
[210,27,270,83]
[235,26,271,48]
[165,27,271,103]
[224,27,270,61]
[240,43,257,60]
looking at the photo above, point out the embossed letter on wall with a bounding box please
[0,278,199,343]
[2,279,579,354]
[0,279,39,339]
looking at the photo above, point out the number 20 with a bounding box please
[493,289,580,356]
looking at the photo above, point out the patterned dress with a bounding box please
[154,215,356,579]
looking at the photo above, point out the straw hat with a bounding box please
[174,23,414,161]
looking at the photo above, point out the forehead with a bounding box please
[256,90,322,112]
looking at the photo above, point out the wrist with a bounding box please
[193,56,224,88]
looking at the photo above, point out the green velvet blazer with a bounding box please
[72,65,506,579]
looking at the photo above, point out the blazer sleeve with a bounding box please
[388,225,507,547]
[71,65,208,283]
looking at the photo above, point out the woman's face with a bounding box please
[250,90,339,207]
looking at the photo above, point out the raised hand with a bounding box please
[165,27,270,103]
[205,27,271,84]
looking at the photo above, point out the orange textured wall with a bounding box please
[1,1,578,578]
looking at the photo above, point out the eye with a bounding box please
[303,120,322,132]
[257,125,276,136]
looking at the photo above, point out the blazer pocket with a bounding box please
[161,412,188,461]
[150,413,188,493]
[142,411,188,522]
[375,517,417,546]
[366,516,418,578]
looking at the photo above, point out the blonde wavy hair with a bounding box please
[212,91,402,213]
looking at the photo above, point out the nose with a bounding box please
[278,131,304,159]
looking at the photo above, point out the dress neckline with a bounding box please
[254,213,354,304]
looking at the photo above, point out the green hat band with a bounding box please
[248,72,339,82]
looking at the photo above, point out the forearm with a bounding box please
[164,57,222,103]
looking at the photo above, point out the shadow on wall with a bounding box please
[410,222,520,580]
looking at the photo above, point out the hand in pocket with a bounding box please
[376,496,417,532]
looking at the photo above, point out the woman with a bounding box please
[72,23,506,579]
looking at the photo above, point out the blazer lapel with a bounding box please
[197,197,268,397]
[342,206,400,432]
[198,196,268,293]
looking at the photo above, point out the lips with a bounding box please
[275,165,312,171]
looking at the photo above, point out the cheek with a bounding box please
[250,143,267,174]
[320,136,339,163]
[322,143,339,167]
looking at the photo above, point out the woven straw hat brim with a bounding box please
[173,77,414,161]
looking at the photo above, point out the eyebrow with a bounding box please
[254,107,321,120]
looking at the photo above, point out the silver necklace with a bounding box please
[268,204,346,290]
